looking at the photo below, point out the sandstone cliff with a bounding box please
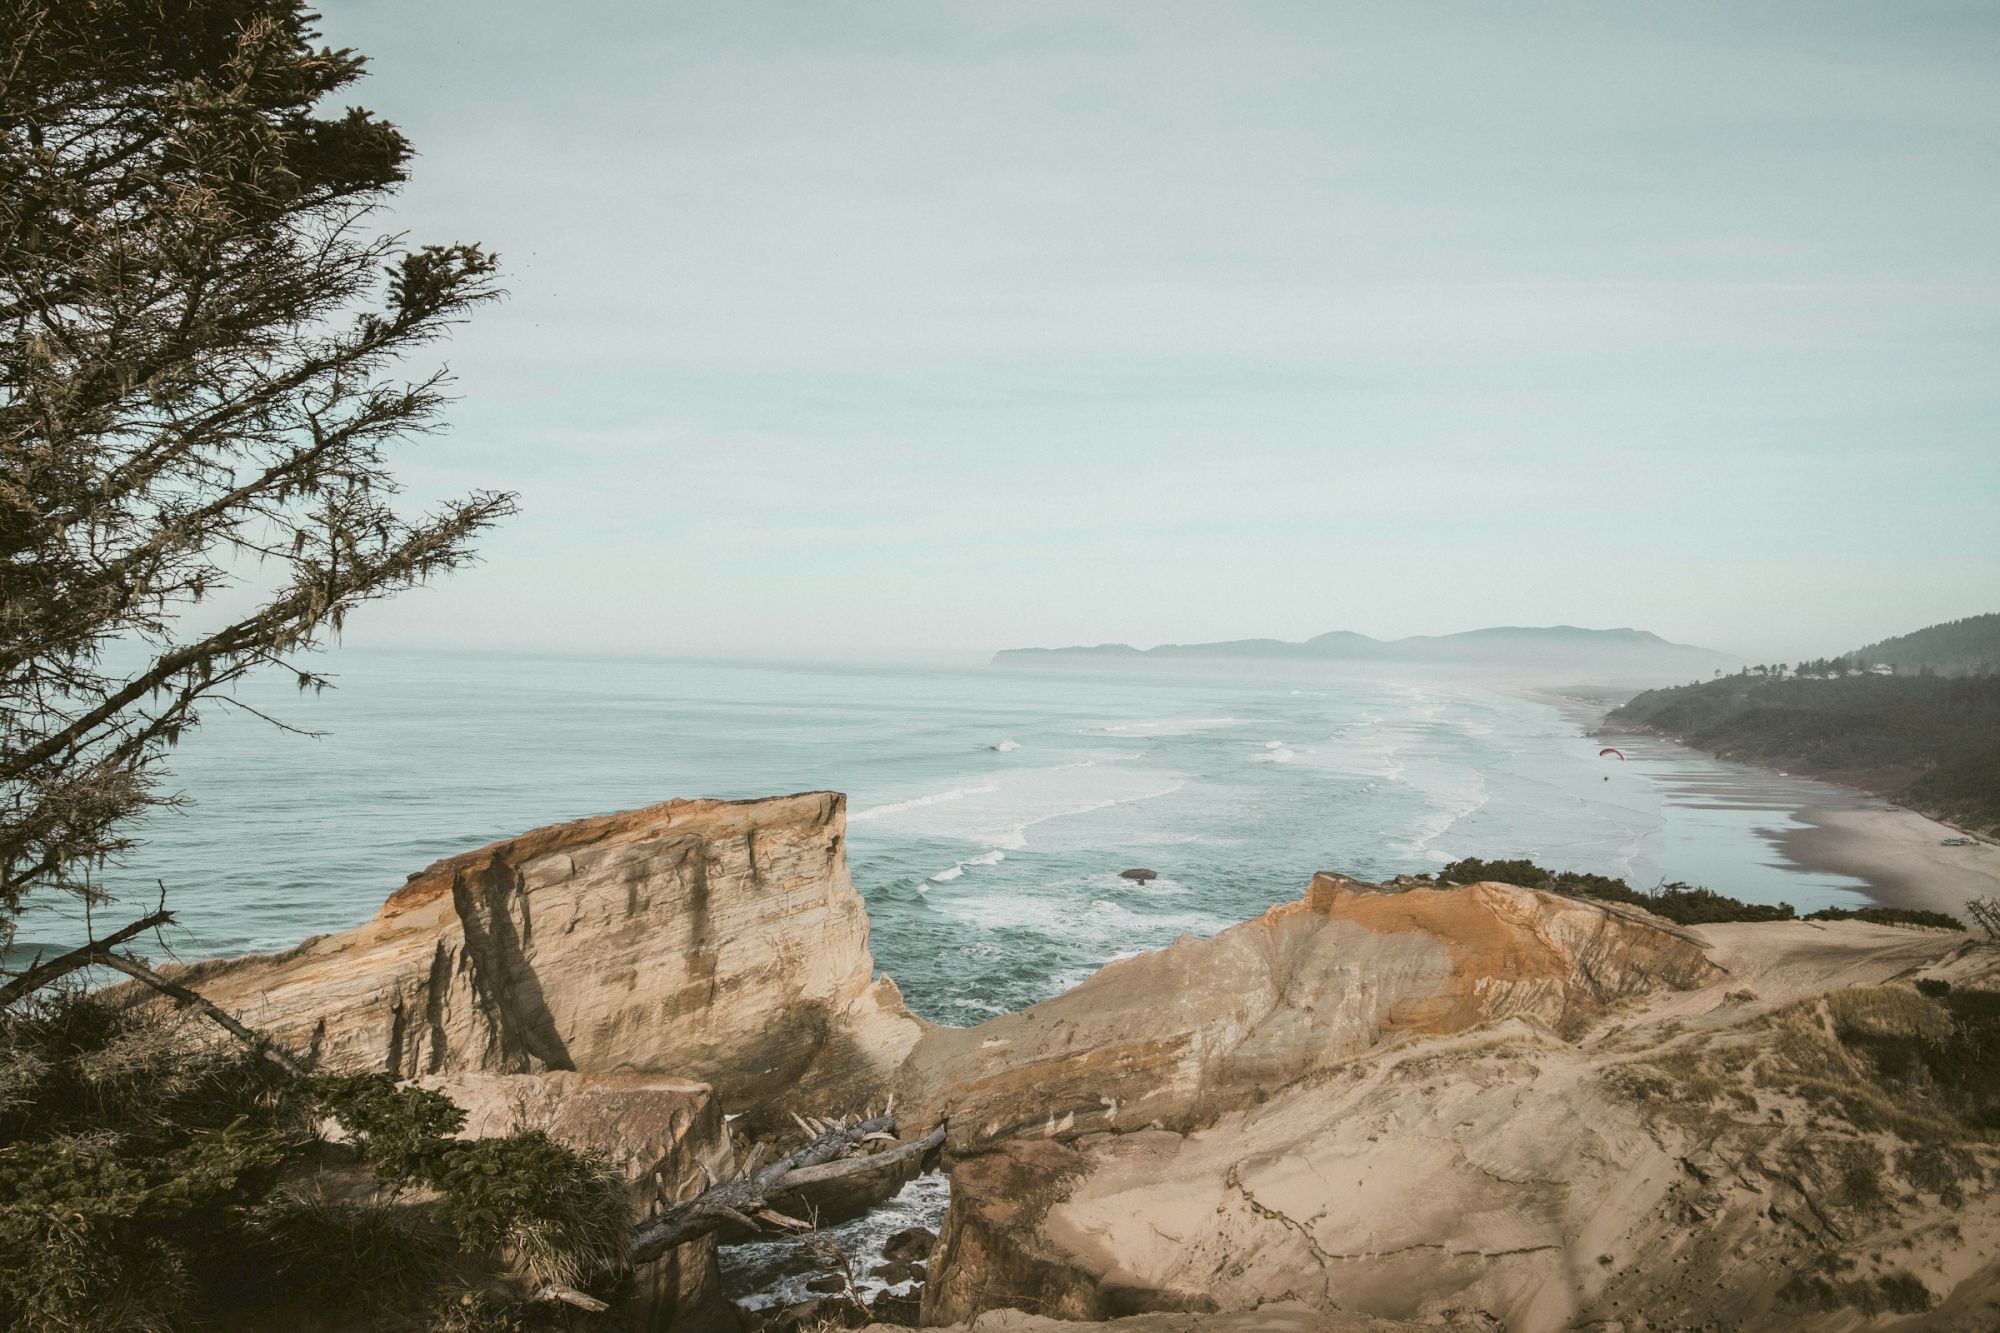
[897,874,1724,1148]
[920,915,2000,1330]
[166,793,925,1120]
[147,795,2000,1331]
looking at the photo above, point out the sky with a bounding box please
[317,0,2000,663]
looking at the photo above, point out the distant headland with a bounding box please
[993,624,1741,677]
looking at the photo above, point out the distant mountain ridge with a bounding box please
[994,625,1739,675]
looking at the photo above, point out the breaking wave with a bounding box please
[851,784,999,822]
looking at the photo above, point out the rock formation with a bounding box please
[862,1303,1437,1332]
[151,793,2000,1330]
[896,874,1724,1148]
[919,918,2000,1330]
[416,1071,737,1331]
[166,793,926,1120]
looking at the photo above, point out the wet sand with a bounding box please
[1778,806,2000,922]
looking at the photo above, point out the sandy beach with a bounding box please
[1779,805,2000,921]
[1523,686,1999,923]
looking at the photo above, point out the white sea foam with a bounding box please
[725,1171,952,1310]
[1390,762,1494,859]
[937,886,1232,949]
[850,783,999,822]
[929,847,1007,883]
[994,781,1186,851]
[1098,716,1239,736]
[991,739,1020,751]
[1255,741,1298,763]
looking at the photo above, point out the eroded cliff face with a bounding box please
[146,796,2000,1331]
[921,918,2000,1332]
[167,793,925,1118]
[898,874,1724,1148]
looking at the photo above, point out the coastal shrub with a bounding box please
[1436,858,1556,889]
[1829,1140,1888,1211]
[1749,1001,1960,1140]
[1897,1143,1980,1205]
[0,990,304,1329]
[1434,857,1796,924]
[0,988,299,1149]
[0,992,630,1328]
[1643,883,1795,924]
[241,1192,454,1313]
[428,1290,534,1333]
[1828,985,2000,1131]
[317,1071,469,1176]
[1804,905,1965,931]
[432,1131,631,1289]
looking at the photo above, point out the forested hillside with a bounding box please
[1608,672,2000,835]
[1855,613,2000,676]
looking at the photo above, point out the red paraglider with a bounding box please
[1598,747,1626,760]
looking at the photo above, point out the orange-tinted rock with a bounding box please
[898,875,1723,1148]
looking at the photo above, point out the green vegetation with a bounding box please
[0,991,627,1331]
[1432,856,1965,930]
[1801,904,1965,930]
[2,0,512,986]
[1433,857,1798,924]
[1609,671,2000,834]
[1854,613,2000,677]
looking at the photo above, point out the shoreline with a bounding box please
[1775,805,2000,921]
[1519,686,2000,922]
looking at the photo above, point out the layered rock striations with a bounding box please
[896,874,1724,1148]
[153,793,2000,1331]
[921,919,2000,1330]
[166,793,926,1117]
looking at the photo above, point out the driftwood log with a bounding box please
[630,1109,947,1264]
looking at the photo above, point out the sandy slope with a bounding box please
[923,906,2000,1331]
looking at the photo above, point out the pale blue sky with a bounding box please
[321,1,1999,662]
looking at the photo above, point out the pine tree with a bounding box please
[1,0,515,989]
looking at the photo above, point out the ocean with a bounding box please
[12,648,1878,1026]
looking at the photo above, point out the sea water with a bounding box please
[9,648,1874,1025]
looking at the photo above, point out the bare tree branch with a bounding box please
[94,950,306,1075]
[0,907,170,1008]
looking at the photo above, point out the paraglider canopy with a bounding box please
[1598,747,1627,760]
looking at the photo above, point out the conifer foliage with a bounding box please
[0,1,515,963]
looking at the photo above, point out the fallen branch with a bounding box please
[784,1122,947,1187]
[629,1113,945,1264]
[94,951,306,1075]
[533,1284,610,1313]
[0,908,173,1009]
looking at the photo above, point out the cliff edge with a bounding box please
[162,792,926,1120]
